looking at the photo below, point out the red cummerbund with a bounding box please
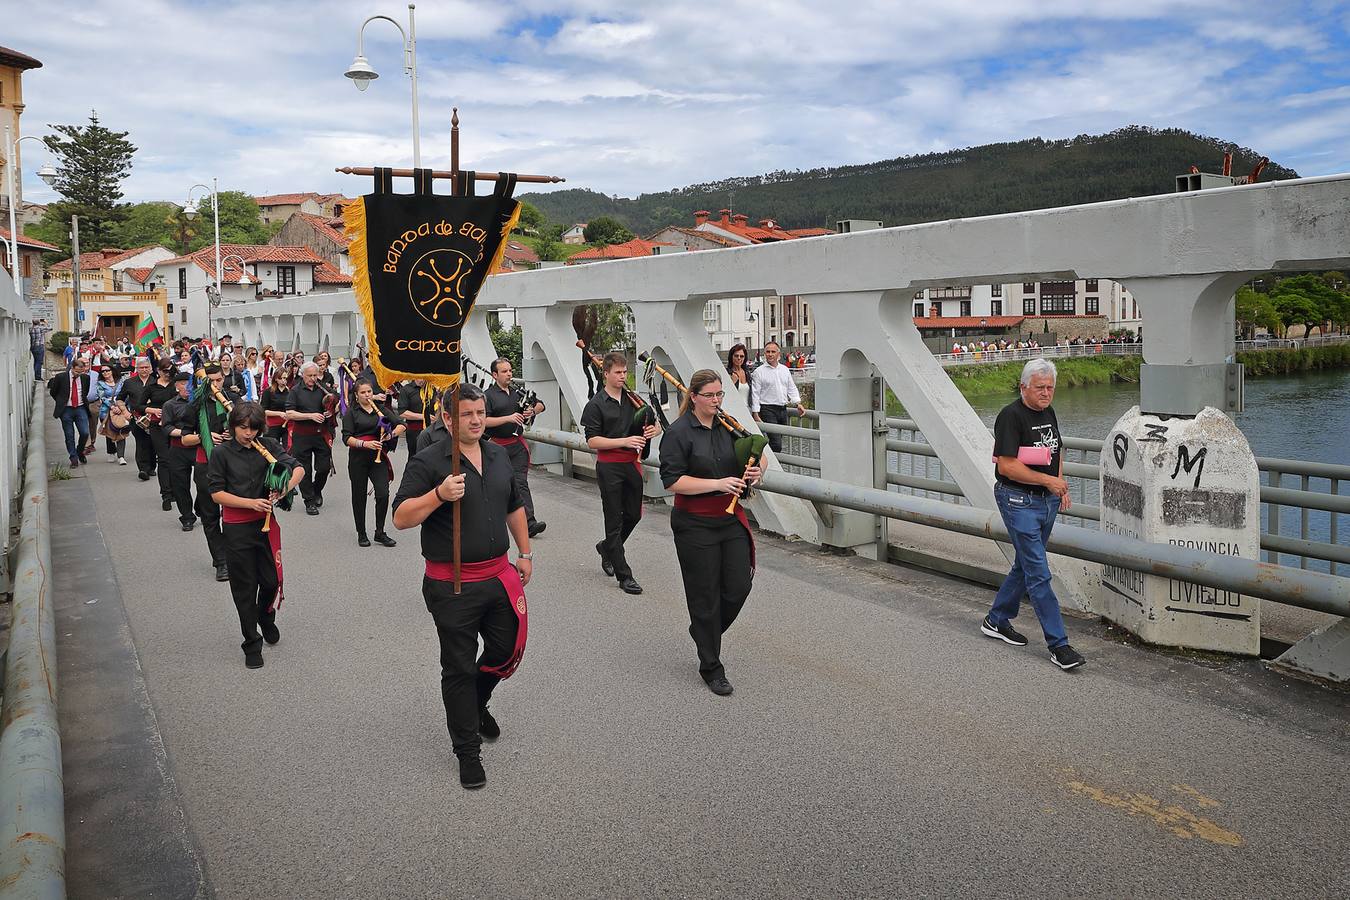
[596,448,638,464]
[195,447,208,465]
[490,436,525,448]
[426,554,511,582]
[290,422,324,435]
[170,437,189,448]
[222,507,266,525]
[674,493,734,517]
[406,422,423,431]
[265,412,287,425]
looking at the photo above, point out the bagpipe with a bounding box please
[637,353,768,513]
[577,340,655,436]
[462,357,541,423]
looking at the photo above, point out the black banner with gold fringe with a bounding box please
[343,167,520,391]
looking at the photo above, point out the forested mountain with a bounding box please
[521,126,1298,235]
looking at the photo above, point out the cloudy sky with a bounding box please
[8,0,1349,205]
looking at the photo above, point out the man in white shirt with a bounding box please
[748,340,804,453]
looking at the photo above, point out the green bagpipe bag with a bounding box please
[343,167,521,392]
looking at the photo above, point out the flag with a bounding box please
[134,314,162,351]
[343,166,520,392]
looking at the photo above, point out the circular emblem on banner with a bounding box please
[409,248,475,328]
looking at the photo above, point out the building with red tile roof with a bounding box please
[565,237,675,264]
[0,226,59,314]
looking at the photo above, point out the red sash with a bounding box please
[674,493,756,571]
[490,435,530,466]
[352,433,395,480]
[425,554,528,679]
[221,506,286,612]
[265,411,287,427]
[170,436,190,448]
[286,420,324,451]
[195,447,208,464]
[597,446,642,476]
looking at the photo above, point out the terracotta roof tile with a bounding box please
[296,211,353,247]
[253,192,321,207]
[0,226,59,251]
[566,237,674,263]
[912,315,1026,329]
[312,261,352,284]
[50,245,166,271]
[123,267,154,284]
[0,46,42,70]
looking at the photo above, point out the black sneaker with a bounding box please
[373,532,397,547]
[357,533,371,547]
[705,675,734,696]
[306,503,320,516]
[1049,644,1086,671]
[981,616,1028,646]
[527,521,547,538]
[162,498,173,511]
[458,756,487,790]
[479,706,500,741]
[245,652,264,669]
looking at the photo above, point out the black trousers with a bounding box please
[193,461,226,567]
[671,509,753,681]
[596,460,643,581]
[405,428,423,466]
[348,452,390,537]
[164,446,197,525]
[150,426,173,499]
[131,423,157,476]
[422,575,517,759]
[502,440,536,525]
[223,521,278,656]
[757,404,789,453]
[104,431,126,456]
[290,434,331,503]
[266,424,287,444]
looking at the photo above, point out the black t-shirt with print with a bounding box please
[992,399,1061,488]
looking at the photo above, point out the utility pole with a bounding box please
[70,214,82,333]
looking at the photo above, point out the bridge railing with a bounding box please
[766,411,1348,576]
[1,273,37,580]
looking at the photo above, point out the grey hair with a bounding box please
[1019,358,1057,387]
[300,361,320,375]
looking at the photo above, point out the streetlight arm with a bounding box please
[356,14,409,61]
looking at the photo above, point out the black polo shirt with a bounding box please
[145,381,178,415]
[342,404,384,459]
[485,384,524,438]
[581,388,641,440]
[393,438,522,563]
[207,436,298,499]
[161,394,196,439]
[397,382,426,427]
[285,382,328,415]
[116,375,155,414]
[659,410,739,497]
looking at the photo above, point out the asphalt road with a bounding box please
[56,424,1350,899]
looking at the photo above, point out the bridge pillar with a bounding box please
[522,338,563,469]
[814,372,888,560]
[1100,407,1261,655]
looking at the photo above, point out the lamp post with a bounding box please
[182,178,220,340]
[3,124,57,305]
[345,3,421,167]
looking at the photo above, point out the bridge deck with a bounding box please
[51,417,1349,898]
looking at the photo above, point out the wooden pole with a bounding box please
[335,166,562,185]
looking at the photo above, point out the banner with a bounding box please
[134,313,162,351]
[343,167,520,391]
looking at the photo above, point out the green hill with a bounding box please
[521,126,1298,236]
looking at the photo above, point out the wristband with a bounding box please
[434,484,451,503]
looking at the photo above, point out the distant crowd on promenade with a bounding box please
[949,333,1139,355]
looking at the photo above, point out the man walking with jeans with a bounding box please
[30,318,49,380]
[981,358,1085,671]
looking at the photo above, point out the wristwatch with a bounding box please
[518,552,533,561]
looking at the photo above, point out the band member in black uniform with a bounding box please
[484,358,547,538]
[397,378,427,465]
[208,402,303,669]
[313,351,337,391]
[116,356,158,481]
[218,352,248,403]
[145,361,181,510]
[285,362,335,515]
[659,369,762,697]
[263,368,291,443]
[160,371,200,531]
[192,364,232,581]
[393,384,533,790]
[342,381,405,547]
[580,352,659,595]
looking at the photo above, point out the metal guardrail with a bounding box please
[772,411,1349,575]
[0,385,65,898]
[524,426,1350,617]
[1,280,38,581]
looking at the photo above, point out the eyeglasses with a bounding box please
[696,391,725,399]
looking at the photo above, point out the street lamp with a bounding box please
[182,178,220,339]
[3,125,54,305]
[345,3,421,166]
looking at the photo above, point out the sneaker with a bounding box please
[1049,644,1086,671]
[108,453,116,462]
[705,675,734,696]
[479,706,500,741]
[458,756,487,790]
[981,616,1028,647]
[118,457,128,466]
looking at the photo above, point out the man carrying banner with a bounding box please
[393,385,532,790]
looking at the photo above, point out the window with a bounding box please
[1040,294,1075,315]
[1023,282,1036,293]
[991,300,1002,316]
[167,303,174,313]
[786,305,794,328]
[22,253,32,278]
[991,283,1002,297]
[802,303,808,326]
[913,291,924,300]
[1023,297,1036,315]
[1085,278,1098,292]
[277,266,296,294]
[178,268,187,300]
[930,304,941,318]
[914,303,924,318]
[1085,296,1099,315]
[181,308,188,324]
[769,303,776,328]
[960,300,971,317]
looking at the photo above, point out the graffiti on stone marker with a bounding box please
[1112,433,1128,469]
[1169,445,1207,489]
[1140,422,1169,443]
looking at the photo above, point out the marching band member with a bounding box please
[263,368,291,443]
[208,402,303,669]
[484,358,547,538]
[397,378,428,465]
[192,364,232,581]
[342,381,404,547]
[580,352,659,595]
[115,357,159,480]
[145,360,180,510]
[160,371,199,531]
[392,384,532,790]
[285,362,335,515]
[659,369,761,697]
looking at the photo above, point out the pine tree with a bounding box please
[39,110,137,252]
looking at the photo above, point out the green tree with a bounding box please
[488,321,522,373]
[1235,286,1280,339]
[38,110,137,252]
[1270,276,1325,338]
[186,190,274,250]
[590,303,633,353]
[583,216,633,246]
[113,201,182,249]
[534,236,570,262]
[514,201,546,235]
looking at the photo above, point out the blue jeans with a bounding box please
[988,483,1069,648]
[60,407,90,460]
[31,347,44,379]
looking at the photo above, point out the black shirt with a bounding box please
[485,384,525,438]
[116,375,156,414]
[207,436,298,499]
[190,391,231,445]
[342,404,386,460]
[286,382,329,415]
[581,389,641,440]
[397,382,426,428]
[145,381,178,417]
[659,410,739,497]
[392,439,521,563]
[161,394,196,439]
[264,388,289,415]
[992,399,1062,489]
[220,370,248,402]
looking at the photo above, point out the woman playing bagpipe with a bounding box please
[342,380,405,547]
[262,368,291,443]
[207,401,303,669]
[658,368,765,697]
